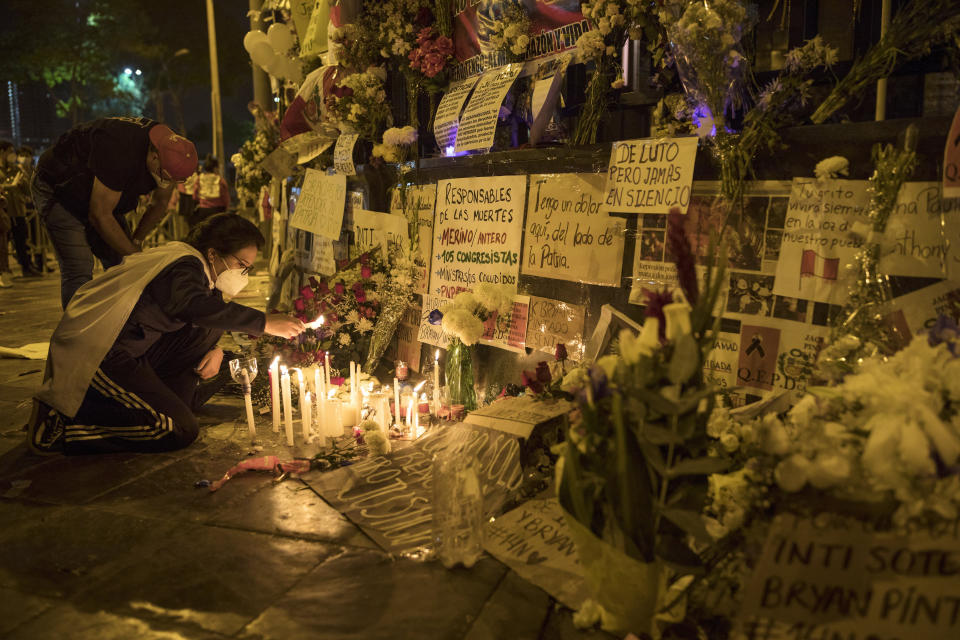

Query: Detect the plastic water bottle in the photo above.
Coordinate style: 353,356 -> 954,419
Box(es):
432,446 -> 484,568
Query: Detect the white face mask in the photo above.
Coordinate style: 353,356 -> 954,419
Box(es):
215,255 -> 249,297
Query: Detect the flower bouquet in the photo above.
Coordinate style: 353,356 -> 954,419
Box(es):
428,283 -> 517,411
555,212 -> 728,635
326,69 -> 392,142
372,126 -> 418,165
231,127 -> 279,209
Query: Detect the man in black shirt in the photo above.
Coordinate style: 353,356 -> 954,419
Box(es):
32,117 -> 199,307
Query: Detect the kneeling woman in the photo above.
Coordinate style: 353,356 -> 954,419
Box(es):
28,213 -> 304,454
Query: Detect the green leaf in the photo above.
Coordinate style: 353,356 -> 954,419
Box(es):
667,456 -> 730,478
660,507 -> 715,546
668,333 -> 700,384
640,440 -> 667,475
655,535 -> 705,575
633,387 -> 681,416
642,424 -> 683,445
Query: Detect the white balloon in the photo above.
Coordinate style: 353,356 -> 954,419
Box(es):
243,30 -> 268,54
267,23 -> 293,54
266,57 -> 286,79
250,42 -> 275,70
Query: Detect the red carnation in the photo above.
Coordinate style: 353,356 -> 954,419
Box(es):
361,265 -> 372,279
294,299 -> 305,312
300,285 -> 315,300
334,281 -> 346,295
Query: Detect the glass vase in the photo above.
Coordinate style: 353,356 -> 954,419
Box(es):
444,337 -> 477,412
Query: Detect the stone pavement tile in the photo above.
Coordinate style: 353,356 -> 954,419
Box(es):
539,605 -> 617,640
70,525 -> 338,637
0,450 -> 180,505
239,548 -> 508,640
5,603 -> 229,640
205,479 -> 377,549
463,570 -> 551,640
0,505 -> 179,598
87,448 -> 269,524
0,586 -> 55,635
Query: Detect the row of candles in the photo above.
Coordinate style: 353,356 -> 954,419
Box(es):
242,352 -> 443,446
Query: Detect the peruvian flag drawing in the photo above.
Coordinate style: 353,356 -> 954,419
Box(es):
799,250 -> 839,280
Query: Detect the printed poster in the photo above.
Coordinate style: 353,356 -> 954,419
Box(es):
433,76 -> 481,151
525,296 -> 586,362
601,136 -> 698,215
288,169 -> 346,240
390,184 -> 437,295
522,173 -> 625,286
454,64 -> 523,153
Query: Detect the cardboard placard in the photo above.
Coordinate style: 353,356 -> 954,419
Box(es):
390,184 -> 437,295
288,169 -> 346,240
484,497 -> 589,610
433,76 -> 481,151
525,296 -> 586,362
428,175 -> 526,300
738,516 -> 960,640
305,423 -> 522,554
522,173 -> 625,286
352,208 -> 408,256
395,302 -> 423,373
299,0 -> 329,57
464,394 -> 571,439
601,136 -> 698,214
333,132 -> 359,175
944,103 -> 960,199
454,64 -> 523,153
890,280 -> 960,338
289,0 -> 316,42
881,182 -> 959,279
284,130 -> 334,164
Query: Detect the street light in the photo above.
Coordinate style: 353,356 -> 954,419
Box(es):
124,68 -> 133,75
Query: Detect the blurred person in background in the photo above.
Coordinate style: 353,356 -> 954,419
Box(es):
192,155 -> 230,227
0,142 -> 42,281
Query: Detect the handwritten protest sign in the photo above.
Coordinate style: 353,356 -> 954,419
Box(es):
352,209 -> 408,256
394,303 -> 423,373
390,184 -> 437,294
333,132 -> 359,175
944,104 -> 960,198
881,182 -> 960,279
525,296 -> 586,361
305,423 -> 521,554
738,516 -> 960,640
289,0 -> 315,41
288,169 -> 346,240
601,136 -> 698,214
484,497 -> 589,610
522,173 -> 625,286
454,64 -> 523,153
891,280 -> 960,338
429,175 -> 526,299
434,76 -> 481,151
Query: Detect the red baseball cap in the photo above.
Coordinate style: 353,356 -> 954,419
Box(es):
148,124 -> 198,181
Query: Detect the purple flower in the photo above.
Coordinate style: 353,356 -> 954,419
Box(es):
642,289 -> 674,342
428,309 -> 443,325
928,314 -> 960,357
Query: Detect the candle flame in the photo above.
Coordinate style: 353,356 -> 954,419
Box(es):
306,314 -> 325,329
413,380 -> 426,392
280,365 -> 288,374
295,368 -> 304,381
419,392 -> 427,401
434,349 -> 439,361
304,391 -> 311,400
271,356 -> 280,367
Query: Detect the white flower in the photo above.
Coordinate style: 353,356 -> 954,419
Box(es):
611,77 -> 625,90
762,414 -> 790,455
663,302 -> 692,341
363,427 -> 391,456
383,126 -> 418,146
473,283 -> 515,316
720,432 -> 740,453
596,355 -> 619,380
561,367 -> 589,394
814,156 -> 849,181
775,454 -> 810,492
450,291 -> 480,313
808,452 -> 851,489
619,321 -> 658,365
357,317 -> 374,333
441,307 -> 484,346
338,333 -> 353,347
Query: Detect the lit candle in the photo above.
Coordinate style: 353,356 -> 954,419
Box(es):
241,369 -> 256,438
280,365 -> 294,446
324,352 -> 331,386
341,400 -> 358,428
326,396 -> 342,438
406,393 -> 414,427
295,369 -> 306,416
302,391 -> 312,441
350,361 -> 358,410
393,378 -> 400,427
270,356 -> 280,433
433,349 -> 440,417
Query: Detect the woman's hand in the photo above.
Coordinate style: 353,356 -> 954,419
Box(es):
264,313 -> 306,339
195,347 -> 224,380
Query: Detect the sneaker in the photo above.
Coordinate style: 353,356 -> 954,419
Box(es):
26,399 -> 65,455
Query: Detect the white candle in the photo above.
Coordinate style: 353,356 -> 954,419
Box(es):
326,396 -> 342,438
406,393 -> 414,427
341,400 -> 358,428
302,391 -> 312,441
241,369 -> 256,438
350,361 -> 357,409
280,365 -> 294,446
393,378 -> 400,427
270,356 -> 280,433
324,353 -> 331,386
433,349 -> 440,416
295,369 -> 306,416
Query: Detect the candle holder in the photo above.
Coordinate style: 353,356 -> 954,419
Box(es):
395,360 -> 409,381
229,357 -> 259,439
